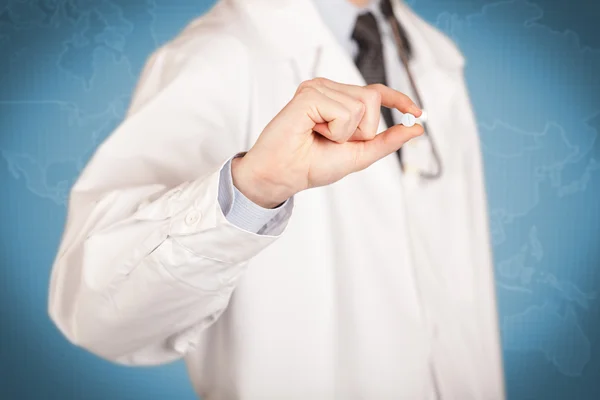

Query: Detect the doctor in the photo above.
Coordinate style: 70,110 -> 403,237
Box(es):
49,0 -> 505,398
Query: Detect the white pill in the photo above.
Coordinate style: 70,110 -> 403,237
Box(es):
401,113 -> 416,127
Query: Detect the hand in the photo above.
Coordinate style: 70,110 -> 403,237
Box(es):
232,78 -> 423,208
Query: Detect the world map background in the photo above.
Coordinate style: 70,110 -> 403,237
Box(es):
0,0 -> 598,399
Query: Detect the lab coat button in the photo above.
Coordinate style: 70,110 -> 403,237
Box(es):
173,340 -> 188,354
185,210 -> 201,226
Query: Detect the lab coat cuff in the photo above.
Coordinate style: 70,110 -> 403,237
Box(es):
165,158 -> 294,265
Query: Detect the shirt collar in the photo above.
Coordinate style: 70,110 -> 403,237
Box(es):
311,0 -> 379,55
229,0 -> 464,70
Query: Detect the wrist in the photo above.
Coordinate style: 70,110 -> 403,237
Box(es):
231,155 -> 293,209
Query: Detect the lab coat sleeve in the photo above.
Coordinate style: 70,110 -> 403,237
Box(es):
48,33 -> 293,366
458,76 -> 506,396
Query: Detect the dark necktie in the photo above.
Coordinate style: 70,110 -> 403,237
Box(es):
351,12 -> 395,131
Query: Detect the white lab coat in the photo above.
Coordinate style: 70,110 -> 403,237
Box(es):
48,0 -> 505,398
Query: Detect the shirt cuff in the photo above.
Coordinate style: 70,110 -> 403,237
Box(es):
217,157 -> 288,234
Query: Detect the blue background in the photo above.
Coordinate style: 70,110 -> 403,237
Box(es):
0,0 -> 598,399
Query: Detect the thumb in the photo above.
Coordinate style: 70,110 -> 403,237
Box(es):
353,124 -> 424,171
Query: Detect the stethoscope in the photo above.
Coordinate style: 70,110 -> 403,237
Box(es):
382,1 -> 443,180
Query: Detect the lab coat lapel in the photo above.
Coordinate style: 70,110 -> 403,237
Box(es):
390,0 -> 467,166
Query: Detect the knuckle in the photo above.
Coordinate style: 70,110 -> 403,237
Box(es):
311,77 -> 329,87
295,85 -> 318,99
365,88 -> 382,107
297,80 -> 314,94
369,83 -> 385,92
341,108 -> 353,122
353,100 -> 366,116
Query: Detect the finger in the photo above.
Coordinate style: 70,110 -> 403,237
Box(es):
294,86 -> 357,143
307,84 -> 366,139
352,123 -> 424,171
367,83 -> 422,117
313,79 -> 381,140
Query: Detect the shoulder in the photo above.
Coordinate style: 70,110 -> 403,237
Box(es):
169,2 -> 251,59
129,1 -> 255,114
152,1 -> 253,77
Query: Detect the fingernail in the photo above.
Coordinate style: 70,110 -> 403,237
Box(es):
411,104 -> 422,115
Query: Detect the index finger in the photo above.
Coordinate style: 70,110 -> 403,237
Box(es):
367,84 -> 422,118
